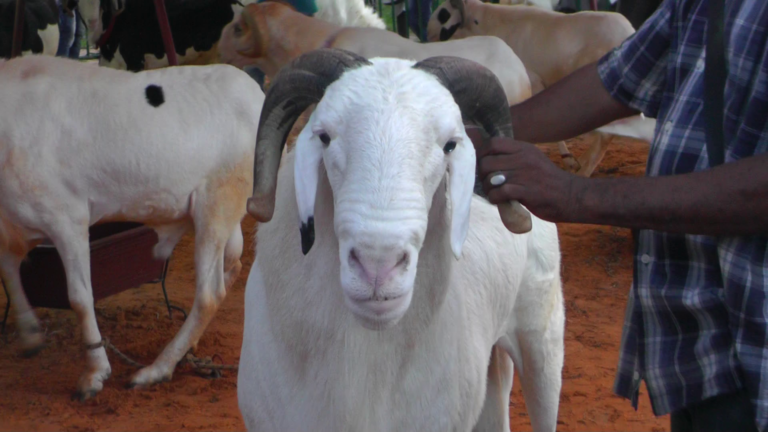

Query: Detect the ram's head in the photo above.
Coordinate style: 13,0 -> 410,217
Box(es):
247,49 -> 530,329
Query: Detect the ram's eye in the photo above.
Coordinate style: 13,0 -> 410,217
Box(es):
319,132 -> 331,146
443,140 -> 457,154
233,23 -> 243,37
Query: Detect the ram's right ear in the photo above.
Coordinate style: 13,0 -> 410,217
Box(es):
294,123 -> 323,255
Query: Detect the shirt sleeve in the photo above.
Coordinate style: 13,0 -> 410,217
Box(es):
597,0 -> 675,118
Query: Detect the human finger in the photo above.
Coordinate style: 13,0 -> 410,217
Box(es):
477,154 -> 521,179
486,184 -> 527,205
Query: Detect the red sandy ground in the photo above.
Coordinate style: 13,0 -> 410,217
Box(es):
0,135 -> 670,432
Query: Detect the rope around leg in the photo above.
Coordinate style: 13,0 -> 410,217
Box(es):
101,338 -> 238,373
103,338 -> 147,369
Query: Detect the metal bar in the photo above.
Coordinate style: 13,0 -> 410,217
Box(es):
155,257 -> 187,320
10,0 -> 26,59
590,0 -> 598,10
403,0 -> 409,39
159,259 -> 173,319
152,0 -> 178,66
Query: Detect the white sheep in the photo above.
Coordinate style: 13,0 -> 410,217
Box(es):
0,55 -> 264,399
238,48 -> 564,431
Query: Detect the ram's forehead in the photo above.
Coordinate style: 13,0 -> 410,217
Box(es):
317,57 -> 464,130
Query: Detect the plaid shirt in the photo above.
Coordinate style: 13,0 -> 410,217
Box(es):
596,0 -> 768,429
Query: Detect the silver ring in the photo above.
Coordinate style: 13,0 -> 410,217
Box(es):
490,173 -> 506,186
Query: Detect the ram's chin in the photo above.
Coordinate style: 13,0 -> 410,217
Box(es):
344,291 -> 413,331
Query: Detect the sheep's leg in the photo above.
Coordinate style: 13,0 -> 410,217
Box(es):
472,344 -> 513,432
556,141 -> 581,173
507,279 -> 565,432
575,131 -> 613,177
151,221 -> 191,261
0,251 -> 45,357
223,223 -> 243,290
48,222 -> 112,400
128,220 -> 240,387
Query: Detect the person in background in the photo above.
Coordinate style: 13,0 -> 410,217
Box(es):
475,0 -> 767,431
56,0 -> 85,59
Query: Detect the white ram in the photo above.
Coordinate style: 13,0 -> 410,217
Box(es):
0,55 -> 263,399
238,48 -> 565,431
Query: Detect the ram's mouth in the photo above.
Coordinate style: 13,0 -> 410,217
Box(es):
344,292 -> 412,331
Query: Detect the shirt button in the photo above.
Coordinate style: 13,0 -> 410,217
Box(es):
696,59 -> 705,71
641,254 -> 651,264
664,121 -> 673,132
633,371 -> 640,381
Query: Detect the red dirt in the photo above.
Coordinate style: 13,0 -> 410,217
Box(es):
0,135 -> 670,432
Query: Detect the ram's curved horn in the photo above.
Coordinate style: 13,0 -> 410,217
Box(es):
412,56 -> 533,234
246,48 -> 372,222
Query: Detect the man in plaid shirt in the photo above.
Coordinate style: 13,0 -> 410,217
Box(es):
475,0 -> 768,430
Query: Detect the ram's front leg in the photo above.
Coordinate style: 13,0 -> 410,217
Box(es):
472,344 -> 514,432
128,220 -> 241,387
556,141 -> 581,173
48,220 -> 112,400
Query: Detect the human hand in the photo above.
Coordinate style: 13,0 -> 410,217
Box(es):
476,137 -> 583,223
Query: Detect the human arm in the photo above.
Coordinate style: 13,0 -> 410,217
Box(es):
509,62 -> 639,144
477,139 -> 768,236
510,0 -> 675,143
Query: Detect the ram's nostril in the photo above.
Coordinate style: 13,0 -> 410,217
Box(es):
349,248 -> 361,267
396,252 -> 409,268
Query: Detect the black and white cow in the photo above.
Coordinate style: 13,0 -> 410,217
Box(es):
0,0 -> 59,58
74,0 -> 254,71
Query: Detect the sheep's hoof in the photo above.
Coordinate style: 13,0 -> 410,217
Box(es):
128,367 -> 173,389
20,341 -> 46,358
19,327 -> 46,358
72,389 -> 98,402
73,368 -> 110,402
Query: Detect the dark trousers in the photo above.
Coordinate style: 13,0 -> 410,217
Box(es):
670,389 -> 758,432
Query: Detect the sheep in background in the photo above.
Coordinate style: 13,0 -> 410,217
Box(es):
71,0 -> 383,71
427,0 -> 655,177
237,48 -> 564,431
315,0 -> 386,28
219,2 -> 530,103
498,0 -> 557,10
0,55 -> 263,399
217,1 -> 582,170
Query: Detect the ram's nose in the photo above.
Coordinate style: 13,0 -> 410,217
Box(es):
347,247 -> 410,299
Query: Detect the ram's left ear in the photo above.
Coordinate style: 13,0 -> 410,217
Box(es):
447,134 -> 475,259
294,123 -> 323,255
